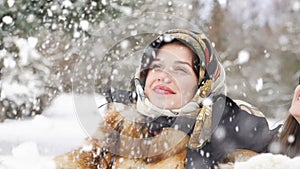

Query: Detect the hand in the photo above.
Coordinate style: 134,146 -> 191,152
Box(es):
289,85 -> 300,123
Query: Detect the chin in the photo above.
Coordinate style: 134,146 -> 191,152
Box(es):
149,99 -> 170,110
149,93 -> 186,109
152,101 -> 169,109
153,101 -> 182,110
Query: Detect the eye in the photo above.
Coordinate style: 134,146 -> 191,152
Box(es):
174,66 -> 188,73
149,63 -> 162,70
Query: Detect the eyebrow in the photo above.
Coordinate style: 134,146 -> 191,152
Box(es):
151,59 -> 193,68
152,58 -> 192,67
175,60 -> 193,68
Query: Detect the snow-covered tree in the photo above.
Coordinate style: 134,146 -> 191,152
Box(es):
0,0 -> 145,120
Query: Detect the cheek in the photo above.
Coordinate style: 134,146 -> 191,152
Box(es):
177,82 -> 197,99
177,76 -> 197,91
144,74 -> 154,94
144,80 -> 150,96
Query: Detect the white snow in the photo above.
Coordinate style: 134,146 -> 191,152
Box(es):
62,0 -> 73,8
7,0 -> 15,8
234,153 -> 300,169
0,142 -> 56,169
264,50 -> 270,58
79,20 -> 89,31
2,16 -> 13,25
101,0 -> 107,6
0,93 -> 91,168
288,135 -> 295,143
255,78 -> 263,92
120,40 -> 130,49
1,71 -> 45,104
228,0 -> 277,28
218,0 -> 227,8
14,37 -> 41,65
236,50 -> 250,64
3,57 -> 16,69
292,1 -> 300,12
198,0 -> 214,22
202,97 -> 213,106
278,35 -> 289,46
26,14 -> 35,23
47,9 -> 53,17
73,31 -> 81,38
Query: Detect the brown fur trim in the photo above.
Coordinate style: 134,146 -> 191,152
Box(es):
146,128 -> 189,163
104,105 -> 125,132
113,149 -> 187,169
146,149 -> 187,169
220,149 -> 258,163
54,138 -> 112,169
54,104 -> 189,169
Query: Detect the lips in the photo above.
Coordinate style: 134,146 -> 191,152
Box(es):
153,85 -> 176,94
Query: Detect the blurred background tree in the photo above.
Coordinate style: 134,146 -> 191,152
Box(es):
0,0 -> 143,120
0,0 -> 299,121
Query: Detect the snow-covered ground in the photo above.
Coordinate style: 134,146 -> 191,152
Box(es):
0,94 -> 88,169
0,93 -> 299,169
0,94 -> 88,155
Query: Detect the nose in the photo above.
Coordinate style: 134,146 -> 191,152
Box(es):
157,70 -> 171,83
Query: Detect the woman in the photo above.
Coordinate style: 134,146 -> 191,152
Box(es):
54,29 -> 279,169
279,84 -> 300,157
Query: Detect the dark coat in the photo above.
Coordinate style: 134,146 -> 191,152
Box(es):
130,94 -> 280,168
185,94 -> 280,168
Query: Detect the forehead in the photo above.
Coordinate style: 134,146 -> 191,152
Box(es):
155,42 -> 195,63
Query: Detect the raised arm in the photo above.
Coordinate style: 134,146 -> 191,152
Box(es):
289,85 -> 300,123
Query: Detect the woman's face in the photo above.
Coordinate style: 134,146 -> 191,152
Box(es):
144,42 -> 198,109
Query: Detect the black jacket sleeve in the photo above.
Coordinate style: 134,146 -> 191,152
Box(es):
186,94 -> 280,169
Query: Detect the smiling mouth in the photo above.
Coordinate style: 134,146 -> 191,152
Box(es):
153,85 -> 176,94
